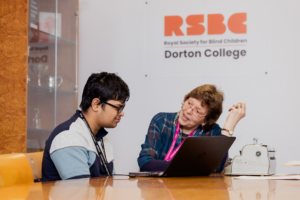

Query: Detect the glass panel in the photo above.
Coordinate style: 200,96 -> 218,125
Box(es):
27,0 -> 56,152
27,0 -> 78,152
56,91 -> 77,126
57,39 -> 76,92
56,0 -> 78,125
58,0 -> 77,43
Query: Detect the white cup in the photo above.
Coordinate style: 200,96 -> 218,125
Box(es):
49,76 -> 63,88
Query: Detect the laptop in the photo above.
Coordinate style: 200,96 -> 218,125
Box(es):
130,136 -> 236,177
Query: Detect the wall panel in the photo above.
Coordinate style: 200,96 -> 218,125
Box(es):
0,0 -> 28,154
79,0 -> 300,174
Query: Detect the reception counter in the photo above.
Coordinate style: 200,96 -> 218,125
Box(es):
1,174 -> 300,200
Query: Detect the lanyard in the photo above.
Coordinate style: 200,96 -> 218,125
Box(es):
164,121 -> 200,161
79,111 -> 112,176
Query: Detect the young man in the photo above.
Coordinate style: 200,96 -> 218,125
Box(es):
42,72 -> 130,181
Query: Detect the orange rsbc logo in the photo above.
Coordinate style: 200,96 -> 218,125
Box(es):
165,13 -> 247,36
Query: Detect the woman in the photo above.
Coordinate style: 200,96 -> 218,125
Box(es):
137,84 -> 246,172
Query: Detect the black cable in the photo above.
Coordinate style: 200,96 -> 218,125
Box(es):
113,174 -> 136,178
112,174 -> 129,176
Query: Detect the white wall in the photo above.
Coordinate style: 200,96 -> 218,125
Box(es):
79,0 -> 300,174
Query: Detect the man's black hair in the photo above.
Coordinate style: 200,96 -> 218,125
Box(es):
80,72 -> 130,112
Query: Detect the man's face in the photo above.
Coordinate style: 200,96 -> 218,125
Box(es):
98,100 -> 125,128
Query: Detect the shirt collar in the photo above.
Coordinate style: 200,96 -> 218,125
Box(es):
173,111 -> 180,125
95,128 -> 108,141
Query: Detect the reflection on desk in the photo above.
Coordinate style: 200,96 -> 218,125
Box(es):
0,174 -> 300,200
225,178 -> 276,200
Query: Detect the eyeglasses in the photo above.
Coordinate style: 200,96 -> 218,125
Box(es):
103,102 -> 125,114
182,100 -> 206,118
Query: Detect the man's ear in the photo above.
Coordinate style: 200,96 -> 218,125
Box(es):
91,98 -> 101,112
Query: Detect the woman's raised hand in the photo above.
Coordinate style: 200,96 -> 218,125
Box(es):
223,102 -> 246,131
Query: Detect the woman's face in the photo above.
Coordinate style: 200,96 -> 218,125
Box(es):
178,98 -> 208,130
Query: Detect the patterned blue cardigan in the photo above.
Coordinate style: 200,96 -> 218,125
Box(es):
137,112 -> 228,173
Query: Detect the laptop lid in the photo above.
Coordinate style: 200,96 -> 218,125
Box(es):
162,136 -> 236,177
